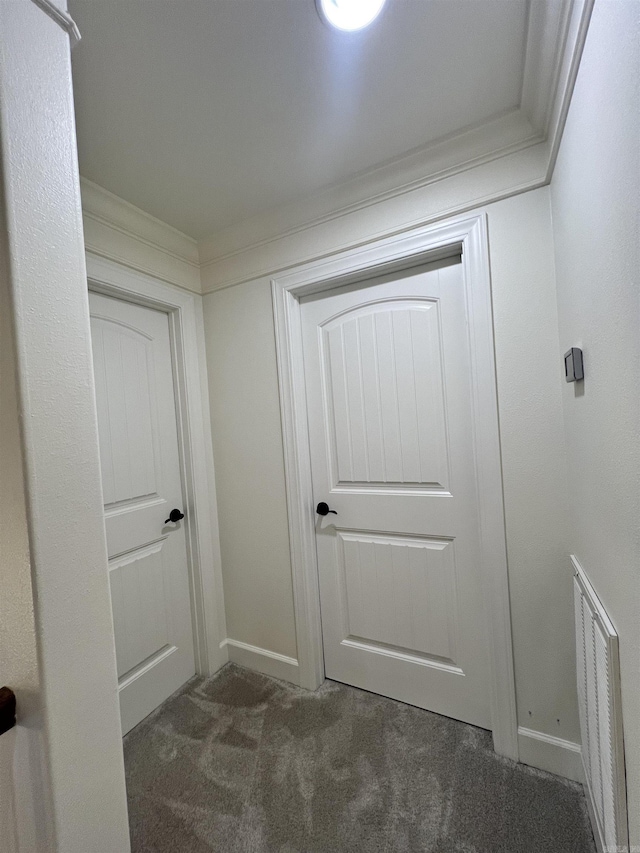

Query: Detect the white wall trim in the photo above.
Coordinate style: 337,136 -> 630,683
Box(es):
29,0 -> 81,45
197,0 -> 593,292
85,253 -> 228,677
0,3 -> 131,846
221,640 -> 299,686
77,0 -> 594,298
543,0 -> 595,178
521,0 -> 573,135
271,212 -> 519,760
517,727 -> 584,784
199,110 -> 539,270
81,178 -> 201,294
200,145 -> 550,293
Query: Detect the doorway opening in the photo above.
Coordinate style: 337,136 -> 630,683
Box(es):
87,253 -> 227,734
272,212 -> 518,759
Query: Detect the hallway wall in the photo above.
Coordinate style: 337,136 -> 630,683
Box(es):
0,172 -> 48,853
72,1 -> 640,793
549,0 -> 640,839
77,177 -> 582,769
0,2 -> 131,849
202,186 -> 581,760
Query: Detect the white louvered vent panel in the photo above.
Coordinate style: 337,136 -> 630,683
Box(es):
595,622 -> 616,845
584,595 -> 603,817
574,587 -> 590,783
573,558 -> 628,852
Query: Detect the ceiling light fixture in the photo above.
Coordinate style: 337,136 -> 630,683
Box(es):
316,0 -> 387,32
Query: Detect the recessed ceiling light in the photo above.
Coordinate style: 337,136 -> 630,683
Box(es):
316,0 -> 387,32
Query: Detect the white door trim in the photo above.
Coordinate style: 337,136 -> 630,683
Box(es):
86,252 -> 228,677
271,212 -> 518,759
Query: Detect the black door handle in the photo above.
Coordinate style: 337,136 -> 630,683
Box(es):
165,508 -> 185,524
0,687 -> 16,736
316,502 -> 337,516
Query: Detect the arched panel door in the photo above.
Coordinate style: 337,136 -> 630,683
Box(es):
90,292 -> 195,734
301,258 -> 491,728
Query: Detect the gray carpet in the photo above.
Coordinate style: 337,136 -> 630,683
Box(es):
124,664 -> 595,853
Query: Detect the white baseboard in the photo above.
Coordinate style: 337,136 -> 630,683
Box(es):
217,648 -> 584,785
517,726 -> 584,783
220,639 -> 300,686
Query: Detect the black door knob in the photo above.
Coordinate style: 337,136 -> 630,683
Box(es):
316,502 -> 337,516
165,508 -> 185,524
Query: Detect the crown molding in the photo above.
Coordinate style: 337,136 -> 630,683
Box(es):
199,107 -> 539,268
30,0 -> 81,45
520,0 -> 572,135
198,0 -> 593,294
80,178 -> 201,293
200,141 -> 551,293
521,0 -> 595,177
542,0 -> 595,177
78,0 -> 593,297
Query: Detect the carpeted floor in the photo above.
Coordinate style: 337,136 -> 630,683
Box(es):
124,664 -> 595,853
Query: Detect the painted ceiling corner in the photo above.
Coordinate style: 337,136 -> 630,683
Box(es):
197,0 -> 593,280
81,177 -> 202,294
78,0 -> 593,295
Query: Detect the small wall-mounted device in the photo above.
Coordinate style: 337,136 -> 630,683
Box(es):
564,347 -> 584,382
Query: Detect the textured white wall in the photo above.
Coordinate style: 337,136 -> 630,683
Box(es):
0,1 -> 130,849
550,0 -> 640,839
0,170 -> 51,853
203,279 -> 297,659
203,186 -> 580,746
488,189 -> 577,742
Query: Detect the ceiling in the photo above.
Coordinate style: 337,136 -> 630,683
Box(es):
70,0 -> 529,241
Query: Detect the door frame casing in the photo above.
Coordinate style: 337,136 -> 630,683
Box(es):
271,212 -> 518,759
86,252 -> 228,678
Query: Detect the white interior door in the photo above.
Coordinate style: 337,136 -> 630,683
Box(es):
301,258 -> 492,728
89,292 -> 195,734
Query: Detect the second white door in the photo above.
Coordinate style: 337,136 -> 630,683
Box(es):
90,292 -> 195,734
301,258 -> 492,729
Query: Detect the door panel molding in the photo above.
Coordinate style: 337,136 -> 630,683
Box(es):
272,212 -> 518,759
335,529 -> 460,670
86,252 -> 228,678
